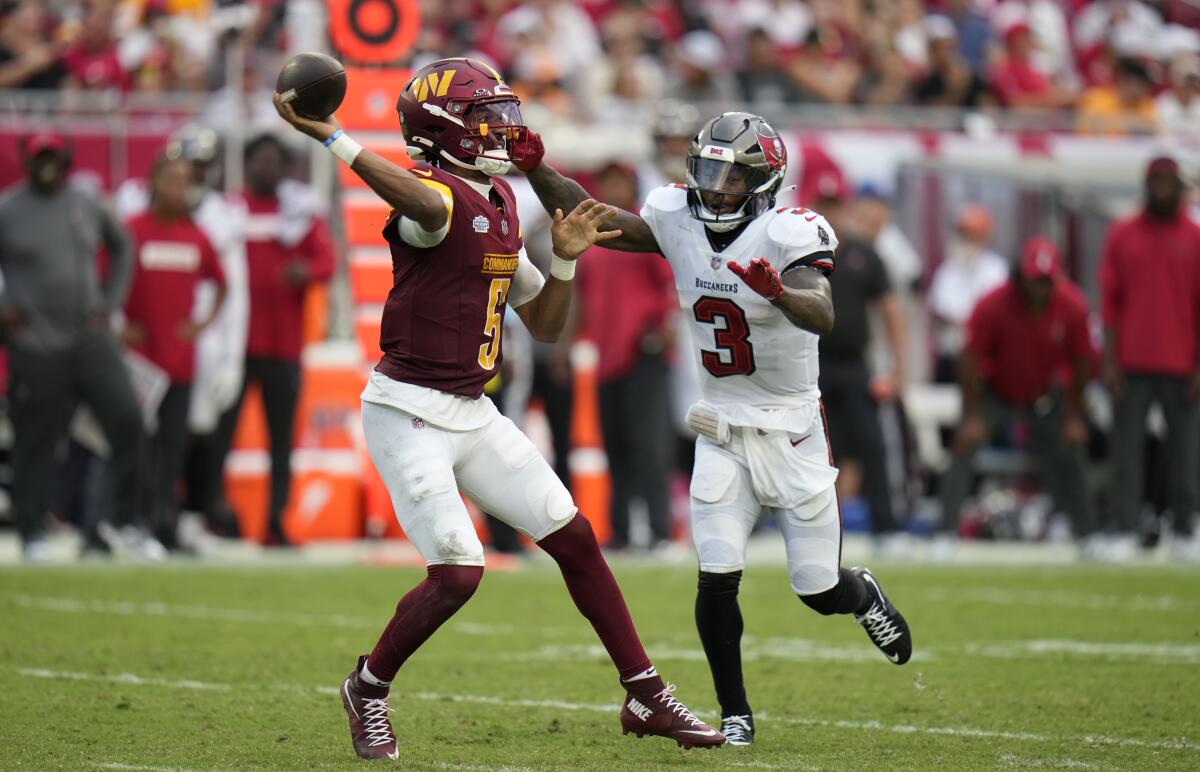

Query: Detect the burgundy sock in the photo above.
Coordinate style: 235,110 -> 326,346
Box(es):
537,515 -> 663,694
365,564 -> 484,683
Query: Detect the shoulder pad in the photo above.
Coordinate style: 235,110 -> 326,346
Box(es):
642,183 -> 689,214
766,206 -> 839,254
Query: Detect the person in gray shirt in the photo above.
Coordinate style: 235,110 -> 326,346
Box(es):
0,132 -> 144,561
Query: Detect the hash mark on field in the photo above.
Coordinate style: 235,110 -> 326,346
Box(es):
998,753 -> 1105,769
19,667 -> 1200,755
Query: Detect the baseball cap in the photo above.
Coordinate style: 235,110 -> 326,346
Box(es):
1004,22 -> 1032,46
23,131 -> 68,158
1020,236 -> 1060,281
1145,155 -> 1181,180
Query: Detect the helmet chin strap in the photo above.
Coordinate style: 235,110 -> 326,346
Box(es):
704,219 -> 743,233
438,147 -> 511,177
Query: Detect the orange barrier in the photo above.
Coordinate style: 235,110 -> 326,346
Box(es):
568,345 -> 611,545
345,199 -> 392,246
336,68 -> 413,130
226,450 -> 363,542
348,257 -> 394,304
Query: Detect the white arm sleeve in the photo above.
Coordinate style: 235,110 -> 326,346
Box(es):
397,184 -> 453,248
508,248 -> 545,308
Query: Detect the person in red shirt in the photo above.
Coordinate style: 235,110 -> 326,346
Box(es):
61,3 -> 126,92
213,133 -> 333,547
1100,156 -> 1200,561
988,22 -> 1074,109
938,237 -> 1097,554
577,162 -> 678,550
123,155 -> 227,551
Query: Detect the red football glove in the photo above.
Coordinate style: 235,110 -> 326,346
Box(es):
510,128 -> 545,172
727,258 -> 784,301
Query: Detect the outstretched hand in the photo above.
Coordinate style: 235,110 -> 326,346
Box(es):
728,257 -> 784,301
551,198 -> 623,260
272,92 -> 339,143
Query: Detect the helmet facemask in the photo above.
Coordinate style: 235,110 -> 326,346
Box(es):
406,96 -> 526,177
686,153 -> 780,232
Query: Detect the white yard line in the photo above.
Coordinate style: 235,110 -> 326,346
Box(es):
17,666 -> 1200,755
966,639 -> 1200,665
10,594 -> 379,629
997,753 -> 1103,769
503,641 -> 931,665
95,764 -> 194,772
8,594 -> 574,638
918,587 -> 1193,613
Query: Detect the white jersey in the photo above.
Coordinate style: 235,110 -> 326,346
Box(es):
641,184 -> 837,434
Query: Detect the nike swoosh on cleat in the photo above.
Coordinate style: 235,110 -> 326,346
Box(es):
886,652 -> 901,663
679,729 -> 720,737
343,681 -> 359,719
387,749 -> 399,760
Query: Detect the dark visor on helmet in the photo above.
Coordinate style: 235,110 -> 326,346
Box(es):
463,99 -> 524,130
686,156 -> 770,197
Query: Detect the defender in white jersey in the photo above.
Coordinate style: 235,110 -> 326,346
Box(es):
522,112 -> 912,746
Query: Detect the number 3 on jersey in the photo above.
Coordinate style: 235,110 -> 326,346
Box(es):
479,278 -> 511,370
693,296 -> 756,377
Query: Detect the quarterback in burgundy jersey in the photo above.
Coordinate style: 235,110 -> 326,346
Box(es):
518,112 -> 912,746
274,57 -> 723,760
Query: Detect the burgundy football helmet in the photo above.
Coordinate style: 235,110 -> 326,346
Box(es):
397,57 -> 528,176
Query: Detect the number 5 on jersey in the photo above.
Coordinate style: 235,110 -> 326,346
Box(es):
479,278 -> 511,370
693,296 -> 756,377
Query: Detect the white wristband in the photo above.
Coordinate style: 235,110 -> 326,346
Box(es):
550,254 -> 577,281
325,130 -> 363,166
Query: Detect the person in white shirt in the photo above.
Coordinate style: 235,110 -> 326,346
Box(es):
928,205 -> 1010,382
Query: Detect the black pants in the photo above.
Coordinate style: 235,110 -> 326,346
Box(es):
818,359 -> 896,534
1110,374 -> 1199,536
142,383 -> 193,547
529,356 -> 573,486
598,355 -> 673,547
8,333 -> 142,544
214,357 -> 301,532
939,389 -> 1096,537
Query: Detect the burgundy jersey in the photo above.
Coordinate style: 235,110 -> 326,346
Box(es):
376,164 -> 524,398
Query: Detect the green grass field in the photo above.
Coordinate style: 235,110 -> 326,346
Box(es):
2,559 -> 1198,770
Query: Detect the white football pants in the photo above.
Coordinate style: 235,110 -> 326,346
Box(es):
362,400 -> 575,566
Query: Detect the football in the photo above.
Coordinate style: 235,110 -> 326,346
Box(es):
275,51 -> 347,120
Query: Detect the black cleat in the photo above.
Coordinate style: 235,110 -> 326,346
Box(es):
852,567 -> 912,665
720,714 -> 754,746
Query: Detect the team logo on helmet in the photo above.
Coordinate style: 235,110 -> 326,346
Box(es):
758,126 -> 787,171
818,224 -> 830,246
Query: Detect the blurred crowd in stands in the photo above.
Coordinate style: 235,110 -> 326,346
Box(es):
2,1 -> 1200,135
2,0 -> 1199,565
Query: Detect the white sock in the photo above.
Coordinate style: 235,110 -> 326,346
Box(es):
622,666 -> 658,683
359,662 -> 390,687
